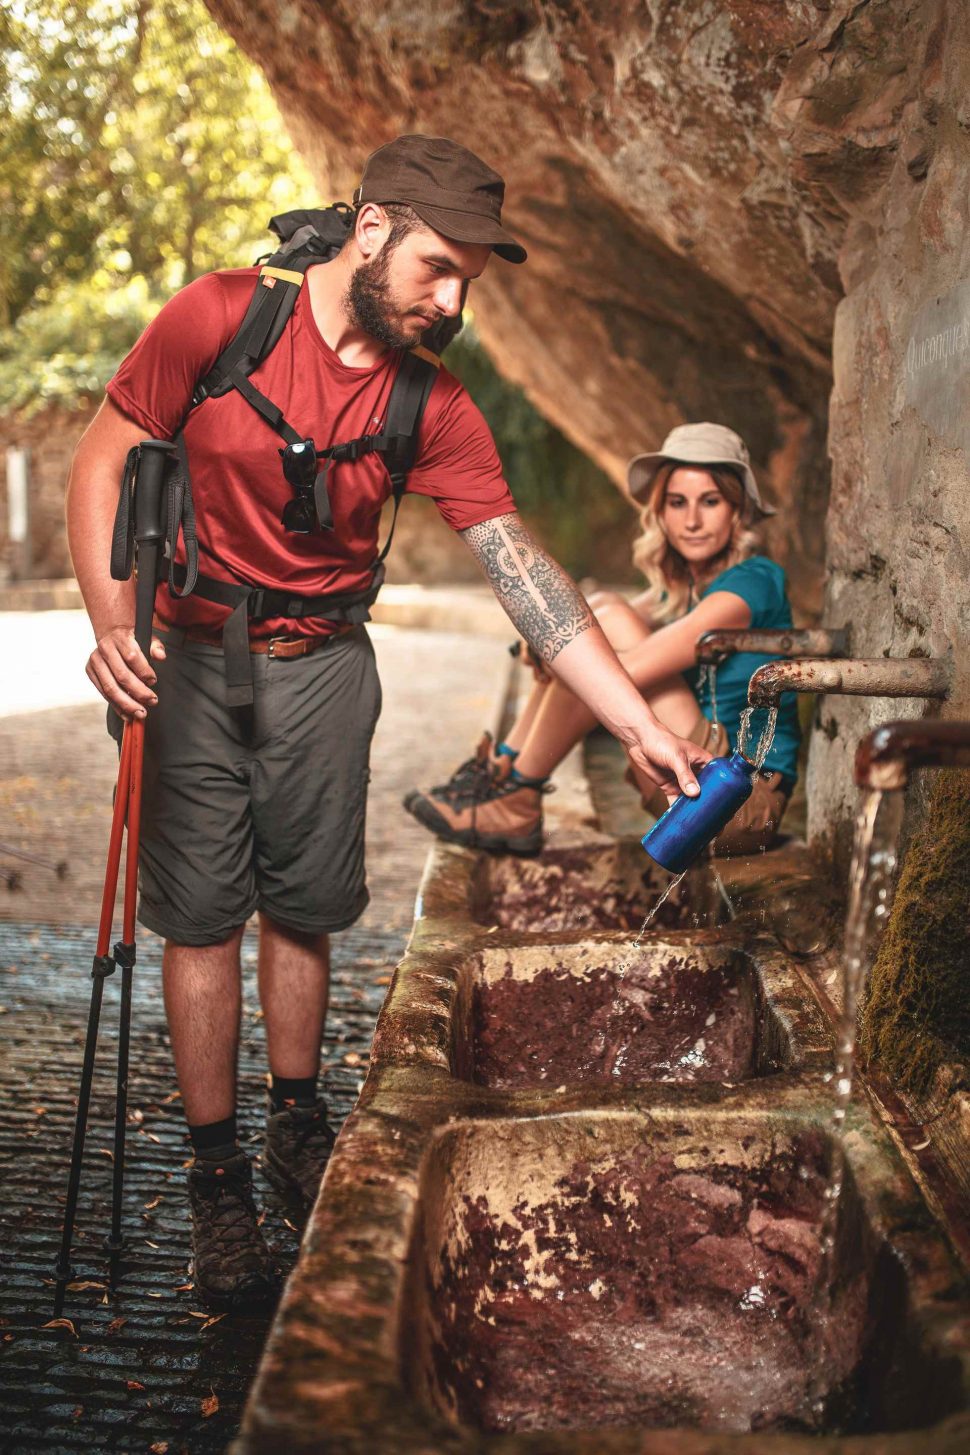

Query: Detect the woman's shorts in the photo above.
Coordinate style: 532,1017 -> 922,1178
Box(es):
630,716 -> 791,856
132,626 -> 382,946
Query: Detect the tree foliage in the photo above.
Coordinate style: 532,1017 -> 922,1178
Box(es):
0,0 -> 315,406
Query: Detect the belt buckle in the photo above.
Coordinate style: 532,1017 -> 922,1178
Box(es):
267,634 -> 293,659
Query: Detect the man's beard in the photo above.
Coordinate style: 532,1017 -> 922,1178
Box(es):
345,245 -> 427,350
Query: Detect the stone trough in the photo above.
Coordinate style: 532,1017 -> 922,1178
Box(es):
236,828 -> 970,1453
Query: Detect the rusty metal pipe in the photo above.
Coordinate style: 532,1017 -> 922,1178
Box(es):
747,657 -> 951,708
855,719 -> 970,790
695,626 -> 850,666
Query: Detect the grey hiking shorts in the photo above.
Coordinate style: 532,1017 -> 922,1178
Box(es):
135,625 -> 382,946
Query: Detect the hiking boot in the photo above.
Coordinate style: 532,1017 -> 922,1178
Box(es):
402,731 -> 498,813
263,1099 -> 336,1223
187,1151 -> 278,1310
404,758 -> 548,855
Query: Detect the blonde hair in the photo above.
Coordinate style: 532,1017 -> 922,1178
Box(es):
631,463 -> 761,623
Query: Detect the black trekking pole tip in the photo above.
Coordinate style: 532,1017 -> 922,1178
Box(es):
53,1258 -> 74,1284
104,1232 -> 127,1255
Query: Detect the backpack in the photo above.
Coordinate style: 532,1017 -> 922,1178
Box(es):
112,205 -> 466,706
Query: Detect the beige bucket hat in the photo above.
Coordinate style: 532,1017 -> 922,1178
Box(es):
626,422 -> 775,515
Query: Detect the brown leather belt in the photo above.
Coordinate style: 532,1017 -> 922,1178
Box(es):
155,620 -> 334,658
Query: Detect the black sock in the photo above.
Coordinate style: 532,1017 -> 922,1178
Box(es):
269,1073 -> 318,1111
188,1114 -> 238,1160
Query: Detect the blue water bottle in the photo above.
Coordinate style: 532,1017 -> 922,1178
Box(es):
641,751 -> 756,873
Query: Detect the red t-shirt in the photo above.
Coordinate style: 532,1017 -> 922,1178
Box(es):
106,267 -> 515,638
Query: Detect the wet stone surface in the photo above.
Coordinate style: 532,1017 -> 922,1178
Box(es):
411,1125 -> 878,1438
467,942 -> 763,1088
0,625 -> 503,1453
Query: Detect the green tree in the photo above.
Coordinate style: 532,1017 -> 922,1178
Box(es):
0,0 -> 315,408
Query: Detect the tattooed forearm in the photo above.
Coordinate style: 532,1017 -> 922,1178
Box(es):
460,513 -> 594,665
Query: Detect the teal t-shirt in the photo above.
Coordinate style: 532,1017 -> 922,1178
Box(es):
682,556 -> 801,783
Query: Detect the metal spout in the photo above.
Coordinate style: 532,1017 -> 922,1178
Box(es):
695,626 -> 849,666
747,657 -> 951,708
855,720 -> 970,790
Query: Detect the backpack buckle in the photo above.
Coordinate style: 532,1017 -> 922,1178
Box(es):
248,588 -> 267,619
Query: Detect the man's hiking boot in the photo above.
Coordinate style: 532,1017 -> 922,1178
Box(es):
404,757 -> 549,855
263,1099 -> 336,1224
187,1151 -> 278,1310
402,731 -> 498,813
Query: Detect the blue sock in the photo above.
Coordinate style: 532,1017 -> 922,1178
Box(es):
510,765 -> 548,788
495,741 -> 519,760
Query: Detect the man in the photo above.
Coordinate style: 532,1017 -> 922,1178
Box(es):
66,135 -> 708,1308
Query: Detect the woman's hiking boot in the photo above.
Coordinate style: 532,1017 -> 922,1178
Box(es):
263,1099 -> 336,1224
402,731 -> 498,813
187,1150 -> 279,1310
403,757 -> 549,855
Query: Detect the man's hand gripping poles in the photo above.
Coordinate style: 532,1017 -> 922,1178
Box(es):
54,440 -> 173,1308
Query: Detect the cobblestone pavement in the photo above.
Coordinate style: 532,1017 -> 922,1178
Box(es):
0,621 -> 508,1454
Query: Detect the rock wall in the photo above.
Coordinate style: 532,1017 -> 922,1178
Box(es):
206,0 -> 847,623
805,0 -> 970,851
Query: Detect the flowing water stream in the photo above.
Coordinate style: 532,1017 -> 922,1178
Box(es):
603,871 -> 687,1075
737,703 -> 779,769
807,786 -> 903,1412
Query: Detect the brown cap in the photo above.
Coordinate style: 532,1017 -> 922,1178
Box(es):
354,134 -> 527,264
626,422 -> 776,515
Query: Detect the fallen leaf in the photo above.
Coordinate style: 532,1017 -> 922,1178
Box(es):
912,1137 -> 932,1151
173,1282 -> 194,1292
372,975 -> 391,985
201,1389 -> 219,1418
71,1406 -> 83,1419
105,1317 -> 127,1334
144,1197 -> 161,1210
142,1131 -> 161,1144
101,1293 -> 109,1305
187,1310 -> 211,1319
33,1106 -> 47,1116
342,1052 -> 364,1067
98,1148 -> 115,1161
486,925 -> 499,934
66,1281 -> 105,1292
42,1318 -> 77,1337
126,1379 -> 145,1391
144,1240 -> 160,1249
283,1218 -> 298,1232
3,1334 -> 14,1342
200,1313 -> 226,1330
150,1443 -> 169,1453
161,1090 -> 181,1103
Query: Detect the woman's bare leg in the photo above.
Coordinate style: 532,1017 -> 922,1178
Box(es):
514,599 -> 700,781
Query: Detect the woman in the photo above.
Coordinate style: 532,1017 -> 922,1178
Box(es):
404,422 -> 800,855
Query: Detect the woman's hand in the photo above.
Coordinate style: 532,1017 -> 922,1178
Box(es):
86,627 -> 166,721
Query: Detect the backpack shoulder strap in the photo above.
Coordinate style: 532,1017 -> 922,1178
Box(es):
191,206 -> 353,409
375,347 -> 440,564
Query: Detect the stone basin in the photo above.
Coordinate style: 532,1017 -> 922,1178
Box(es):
455,938 -> 784,1089
469,840 -> 726,934
402,1112 -> 966,1439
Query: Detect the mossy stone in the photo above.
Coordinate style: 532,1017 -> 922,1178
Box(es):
860,770 -> 970,1097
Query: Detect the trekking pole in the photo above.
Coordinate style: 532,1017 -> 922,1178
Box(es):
54,440 -> 171,1304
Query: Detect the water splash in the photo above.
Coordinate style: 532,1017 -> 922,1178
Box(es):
737,704 -> 779,770
603,871 -> 687,1075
